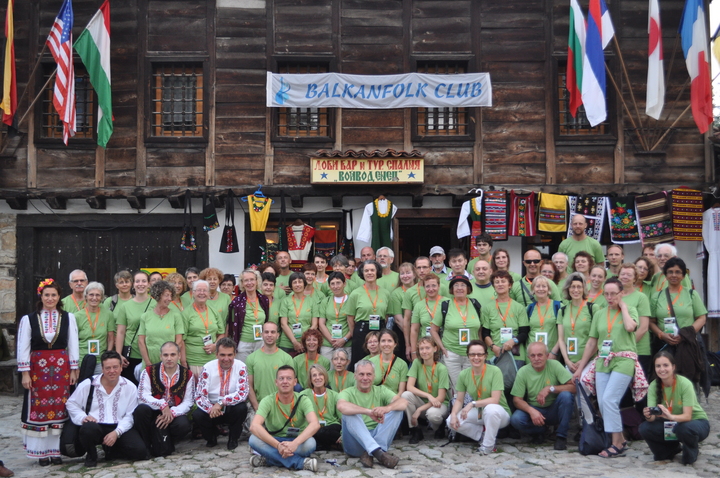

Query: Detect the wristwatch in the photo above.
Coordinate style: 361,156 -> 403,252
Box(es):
549,386 -> 556,393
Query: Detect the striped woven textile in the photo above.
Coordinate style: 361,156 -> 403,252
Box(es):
509,191 -> 536,237
635,191 -> 673,245
483,190 -> 508,241
672,188 -> 704,240
538,193 -> 568,232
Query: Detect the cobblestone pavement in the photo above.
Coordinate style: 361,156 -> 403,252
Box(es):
1,390 -> 719,478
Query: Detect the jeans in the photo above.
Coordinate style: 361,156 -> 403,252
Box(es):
639,419 -> 710,465
595,371 -> 632,433
510,391 -> 574,438
448,404 -> 510,447
341,410 -> 403,457
248,435 -> 316,470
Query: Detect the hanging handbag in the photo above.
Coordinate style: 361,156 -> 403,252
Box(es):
576,379 -> 609,456
121,301 -> 151,359
180,190 -> 197,251
202,193 -> 219,232
220,189 -> 239,253
60,375 -> 96,457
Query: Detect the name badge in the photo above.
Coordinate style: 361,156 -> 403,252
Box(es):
600,339 -> 613,357
535,332 -> 548,345
369,315 -> 380,330
286,426 -> 300,438
664,421 -> 678,441
332,323 -> 343,339
87,340 -> 100,356
319,420 -> 327,427
567,337 -> 578,355
202,334 -> 213,346
459,328 -> 470,346
253,324 -> 263,341
425,326 -> 432,337
292,323 -> 303,338
500,327 -> 513,343
663,317 -> 678,336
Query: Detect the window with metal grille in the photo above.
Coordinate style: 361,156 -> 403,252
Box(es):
276,63 -> 330,138
558,67 -> 609,135
41,66 -> 95,140
416,62 -> 469,137
151,63 -> 204,137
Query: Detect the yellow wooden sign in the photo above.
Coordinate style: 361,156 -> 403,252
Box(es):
141,268 -> 177,278
311,157 -> 424,184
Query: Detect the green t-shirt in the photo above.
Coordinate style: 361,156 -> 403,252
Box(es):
256,391 -> 315,437
275,273 -> 292,295
468,283 -> 497,307
526,301 -> 560,359
266,297 -> 281,325
481,299 -> 529,361
559,301 -> 595,363
621,290 -> 651,355
368,354 -> 408,394
206,293 -> 231,333
62,295 -> 86,314
246,348 -> 294,403
115,298 -> 156,359
328,370 -> 355,392
407,359 -> 450,405
456,364 -> 510,415
75,308 -> 115,362
650,288 -> 707,330
102,295 -> 132,313
649,272 -> 692,294
377,271 -> 400,295
338,385 -> 396,430
318,295 -> 352,347
278,294 -> 319,349
180,291 -> 194,309
587,290 -> 608,309
300,388 -> 341,426
182,304 -> 222,366
510,277 -> 561,307
293,353 -> 331,389
589,305 -> 639,376
432,299 -> 482,356
139,309 -> 185,365
557,236 -> 606,274
239,299 -> 268,343
388,286 -> 410,317
411,296 -> 446,344
466,257 -> 493,276
510,359 -> 573,408
344,285 -> 390,322
401,284 -> 426,313
647,374 -> 708,420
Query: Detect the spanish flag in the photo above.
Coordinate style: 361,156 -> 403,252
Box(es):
1,0 -> 16,127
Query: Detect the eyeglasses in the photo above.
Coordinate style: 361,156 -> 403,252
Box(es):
604,291 -> 620,297
468,353 -> 487,357
71,279 -> 87,283
524,259 -> 541,264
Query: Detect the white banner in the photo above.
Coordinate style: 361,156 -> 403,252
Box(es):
266,72 -> 492,109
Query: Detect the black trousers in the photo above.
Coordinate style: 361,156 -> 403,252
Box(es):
78,422 -> 148,461
639,418 -> 710,465
350,319 -> 385,371
133,404 -> 191,456
121,357 -> 141,385
192,402 -> 247,442
314,424 -> 342,451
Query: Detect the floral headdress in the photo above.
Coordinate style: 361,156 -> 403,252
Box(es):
37,278 -> 55,296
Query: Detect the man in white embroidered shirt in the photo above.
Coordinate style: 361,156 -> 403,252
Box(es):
134,342 -> 195,457
66,350 -> 147,468
192,337 -> 249,450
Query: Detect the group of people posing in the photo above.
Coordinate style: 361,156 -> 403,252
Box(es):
17,213 -> 711,472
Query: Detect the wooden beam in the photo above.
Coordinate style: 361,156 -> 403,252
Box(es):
205,0 -> 217,187
412,194 -> 423,208
127,196 -> 146,210
291,195 -> 303,209
5,197 -> 27,210
86,196 -> 106,210
471,0 -> 483,185
136,0 -> 148,187
46,197 -> 66,210
452,195 -> 469,208
95,146 -> 106,187
543,0 -> 556,185
168,195 -> 185,209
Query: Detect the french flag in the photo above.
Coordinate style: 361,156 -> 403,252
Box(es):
581,0 -> 615,127
680,0 -> 713,134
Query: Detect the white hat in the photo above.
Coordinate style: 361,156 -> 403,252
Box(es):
429,246 -> 445,256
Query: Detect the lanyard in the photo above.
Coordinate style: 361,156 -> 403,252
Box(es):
218,362 -> 231,396
655,276 -> 668,292
536,301 -> 551,329
667,286 -> 683,313
248,297 -> 260,322
276,393 -> 295,426
380,354 -> 395,384
333,295 -> 347,319
363,285 -> 379,313
86,308 -> 100,338
425,297 -> 441,318
422,362 -> 437,394
171,299 -> 183,311
606,308 -> 621,338
194,304 -> 210,334
568,300 -> 586,336
496,300 -> 512,327
313,392 -> 327,420
588,290 -> 603,303
72,295 -> 85,311
334,370 -> 347,390
292,295 -> 306,322
305,353 -> 319,377
454,299 -> 469,326
662,377 -> 676,411
472,364 -> 487,399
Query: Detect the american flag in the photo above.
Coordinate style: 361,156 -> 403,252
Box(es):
46,0 -> 75,144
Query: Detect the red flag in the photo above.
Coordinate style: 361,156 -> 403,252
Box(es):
1,0 -> 16,126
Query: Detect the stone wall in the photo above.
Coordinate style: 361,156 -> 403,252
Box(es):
0,214 -> 17,357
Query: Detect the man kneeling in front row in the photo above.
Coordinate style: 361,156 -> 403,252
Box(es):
249,365 -> 320,472
66,351 -> 148,467
134,342 -> 195,457
337,360 -> 408,469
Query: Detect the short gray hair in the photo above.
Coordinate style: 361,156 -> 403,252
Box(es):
377,247 -> 395,259
332,349 -> 349,361
527,341 -> 548,354
69,269 -> 88,282
193,279 -> 210,292
354,359 -> 375,373
83,281 -> 105,299
655,243 -> 677,257
552,252 -> 568,262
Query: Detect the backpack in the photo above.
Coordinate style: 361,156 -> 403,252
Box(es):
526,300 -> 563,320
559,301 -> 594,319
440,298 -> 482,324
707,352 -> 720,387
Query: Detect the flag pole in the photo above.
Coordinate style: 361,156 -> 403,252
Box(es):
612,36 -> 648,147
650,103 -> 691,151
648,32 -> 681,147
605,63 -> 648,150
13,43 -> 49,121
15,69 -> 56,128
651,77 -> 690,148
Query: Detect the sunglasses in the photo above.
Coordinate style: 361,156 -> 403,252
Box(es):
524,259 -> 541,264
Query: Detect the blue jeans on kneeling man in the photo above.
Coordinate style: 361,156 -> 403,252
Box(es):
509,391 -> 574,438
248,435 -> 316,470
341,410 -> 403,457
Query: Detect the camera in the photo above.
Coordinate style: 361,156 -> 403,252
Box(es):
649,406 -> 663,416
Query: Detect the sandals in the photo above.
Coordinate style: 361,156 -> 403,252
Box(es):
599,445 -> 626,458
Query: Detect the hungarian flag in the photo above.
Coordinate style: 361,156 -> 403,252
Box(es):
566,0 -> 585,118
74,0 -> 113,147
581,0 -> 615,127
646,0 -> 664,120
679,0 -> 712,134
1,0 -> 15,126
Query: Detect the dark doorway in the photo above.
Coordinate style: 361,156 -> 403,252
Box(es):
396,217 -> 462,265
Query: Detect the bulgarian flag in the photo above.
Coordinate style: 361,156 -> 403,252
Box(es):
74,0 -> 112,147
1,0 -> 16,127
679,0 -> 712,134
567,0 -> 586,118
